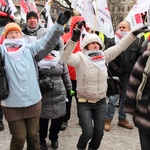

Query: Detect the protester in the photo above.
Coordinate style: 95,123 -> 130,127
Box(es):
22,11 -> 46,43
62,22 -> 145,150
0,5 -> 15,131
125,47 -> 150,150
37,31 -> 72,150
61,15 -> 86,130
105,21 -> 142,131
0,11 -> 71,150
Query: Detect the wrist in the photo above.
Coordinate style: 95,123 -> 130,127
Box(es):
71,37 -> 78,42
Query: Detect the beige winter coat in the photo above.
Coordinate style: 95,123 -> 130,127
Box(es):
62,33 -> 135,101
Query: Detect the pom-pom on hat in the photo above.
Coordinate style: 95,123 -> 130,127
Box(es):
80,33 -> 105,50
26,11 -> 38,21
4,22 -> 22,38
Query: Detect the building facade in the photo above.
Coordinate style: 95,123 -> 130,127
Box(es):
107,0 -> 136,31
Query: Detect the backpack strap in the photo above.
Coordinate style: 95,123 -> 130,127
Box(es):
136,52 -> 150,105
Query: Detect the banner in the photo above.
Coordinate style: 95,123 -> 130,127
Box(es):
82,0 -> 114,37
71,0 -> 83,15
82,0 -> 100,31
20,0 -> 39,22
93,0 -> 114,37
126,0 -> 150,30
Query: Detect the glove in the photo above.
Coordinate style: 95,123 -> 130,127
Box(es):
0,5 -> 12,15
71,21 -> 83,42
66,90 -> 75,98
70,90 -> 75,96
132,26 -> 148,36
57,10 -> 71,26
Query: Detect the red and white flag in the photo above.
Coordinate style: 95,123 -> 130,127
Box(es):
126,0 -> 150,30
20,0 -> 39,22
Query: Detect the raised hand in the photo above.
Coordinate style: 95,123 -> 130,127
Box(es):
71,21 -> 83,42
0,5 -> 12,15
132,26 -> 149,36
57,10 -> 71,26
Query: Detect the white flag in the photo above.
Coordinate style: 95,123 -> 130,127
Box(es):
82,0 -> 100,31
94,0 -> 114,37
126,0 -> 150,30
45,0 -> 53,28
82,0 -> 114,37
71,0 -> 114,37
71,0 -> 83,15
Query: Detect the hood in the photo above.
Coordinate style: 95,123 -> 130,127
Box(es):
81,33 -> 105,51
70,16 -> 85,33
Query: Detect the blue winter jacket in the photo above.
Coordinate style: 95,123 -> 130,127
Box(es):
1,22 -> 63,107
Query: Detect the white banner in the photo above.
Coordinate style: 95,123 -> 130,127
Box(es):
71,0 -> 114,37
126,0 -> 150,30
94,0 -> 114,37
82,0 -> 100,31
71,0 -> 83,15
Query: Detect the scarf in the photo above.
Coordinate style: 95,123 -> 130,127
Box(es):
27,24 -> 40,36
38,50 -> 60,69
83,50 -> 105,70
115,30 -> 129,43
3,38 -> 25,60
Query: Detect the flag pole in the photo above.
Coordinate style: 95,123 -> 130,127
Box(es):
93,0 -> 98,33
39,0 -> 53,15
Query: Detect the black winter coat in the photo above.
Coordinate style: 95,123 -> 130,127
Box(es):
106,37 -> 142,78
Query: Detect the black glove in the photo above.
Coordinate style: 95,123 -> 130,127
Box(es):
132,26 -> 148,36
0,5 -> 12,15
57,10 -> 71,26
71,22 -> 83,42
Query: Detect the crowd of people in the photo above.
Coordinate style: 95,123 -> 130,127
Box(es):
0,4 -> 150,150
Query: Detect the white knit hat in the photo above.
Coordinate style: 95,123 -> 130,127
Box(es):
80,33 -> 105,50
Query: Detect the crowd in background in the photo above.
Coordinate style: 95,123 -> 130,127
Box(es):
0,4 -> 150,150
